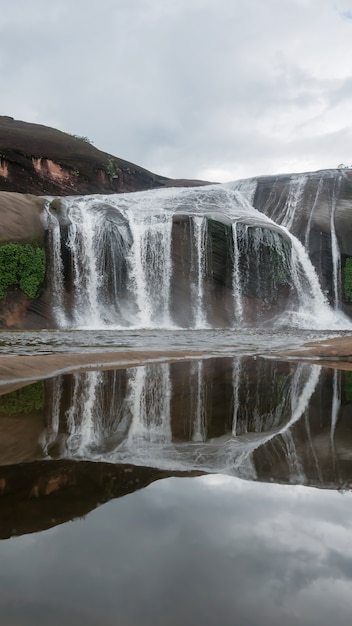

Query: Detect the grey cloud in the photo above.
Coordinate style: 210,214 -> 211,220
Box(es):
1,0 -> 352,180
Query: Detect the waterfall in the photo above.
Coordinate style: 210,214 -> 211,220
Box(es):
280,174 -> 307,230
330,175 -> 342,309
191,216 -> 208,328
232,223 -> 244,323
127,213 -> 173,327
44,181 -> 351,330
43,205 -> 67,328
65,203 -> 104,327
279,224 -> 343,328
304,174 -> 325,249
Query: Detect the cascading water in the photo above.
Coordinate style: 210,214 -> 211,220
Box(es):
127,212 -> 173,327
43,204 -> 68,327
330,175 -> 343,309
279,174 -> 307,231
45,180 -> 351,330
191,216 -> 208,328
231,223 -> 244,323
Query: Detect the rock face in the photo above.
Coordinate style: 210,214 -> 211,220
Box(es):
251,169 -> 352,316
0,192 -> 51,328
0,191 -> 45,242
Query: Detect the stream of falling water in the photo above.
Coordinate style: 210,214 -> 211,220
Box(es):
44,182 -> 352,331
192,216 -> 208,328
127,213 -> 173,327
331,175 -> 343,310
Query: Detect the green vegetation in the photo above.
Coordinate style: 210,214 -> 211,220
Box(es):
70,134 -> 93,145
0,381 -> 45,415
269,247 -> 289,286
344,258 -> 352,302
102,157 -> 117,178
343,371 -> 352,402
0,243 -> 46,299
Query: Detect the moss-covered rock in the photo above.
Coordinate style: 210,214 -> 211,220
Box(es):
0,242 -> 46,299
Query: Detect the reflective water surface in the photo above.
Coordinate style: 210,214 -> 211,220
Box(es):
0,326 -> 349,356
1,476 -> 352,626
1,354 -> 352,624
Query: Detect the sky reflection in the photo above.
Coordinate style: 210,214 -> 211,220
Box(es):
0,475 -> 351,626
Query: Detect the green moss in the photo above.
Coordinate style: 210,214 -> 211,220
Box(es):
0,381 -> 45,415
0,242 -> 46,299
344,258 -> 352,302
269,247 -> 289,286
343,371 -> 352,402
102,157 -> 117,178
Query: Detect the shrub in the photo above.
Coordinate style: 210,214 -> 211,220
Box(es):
0,243 -> 46,299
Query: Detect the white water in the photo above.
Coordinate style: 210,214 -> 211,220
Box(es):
43,204 -> 68,327
45,181 -> 352,331
331,176 -> 342,310
127,213 -> 173,327
65,203 -> 103,327
192,216 -> 209,328
232,223 -> 244,323
280,174 -> 307,231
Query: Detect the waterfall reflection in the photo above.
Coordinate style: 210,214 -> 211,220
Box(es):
1,357 -> 352,538
19,357 -> 348,488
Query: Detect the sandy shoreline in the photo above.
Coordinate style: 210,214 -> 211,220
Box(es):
0,350 -> 207,394
1,336 -> 352,394
280,336 -> 352,358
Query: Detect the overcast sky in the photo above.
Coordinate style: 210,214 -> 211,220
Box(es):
1,0 -> 352,182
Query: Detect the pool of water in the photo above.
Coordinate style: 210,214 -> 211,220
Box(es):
0,346 -> 352,624
0,473 -> 352,626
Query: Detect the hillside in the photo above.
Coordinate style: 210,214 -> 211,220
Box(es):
0,116 -> 208,195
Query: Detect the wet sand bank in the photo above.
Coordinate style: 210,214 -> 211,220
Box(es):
1,336 -> 352,394
0,350 -> 206,393
279,335 -> 352,369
